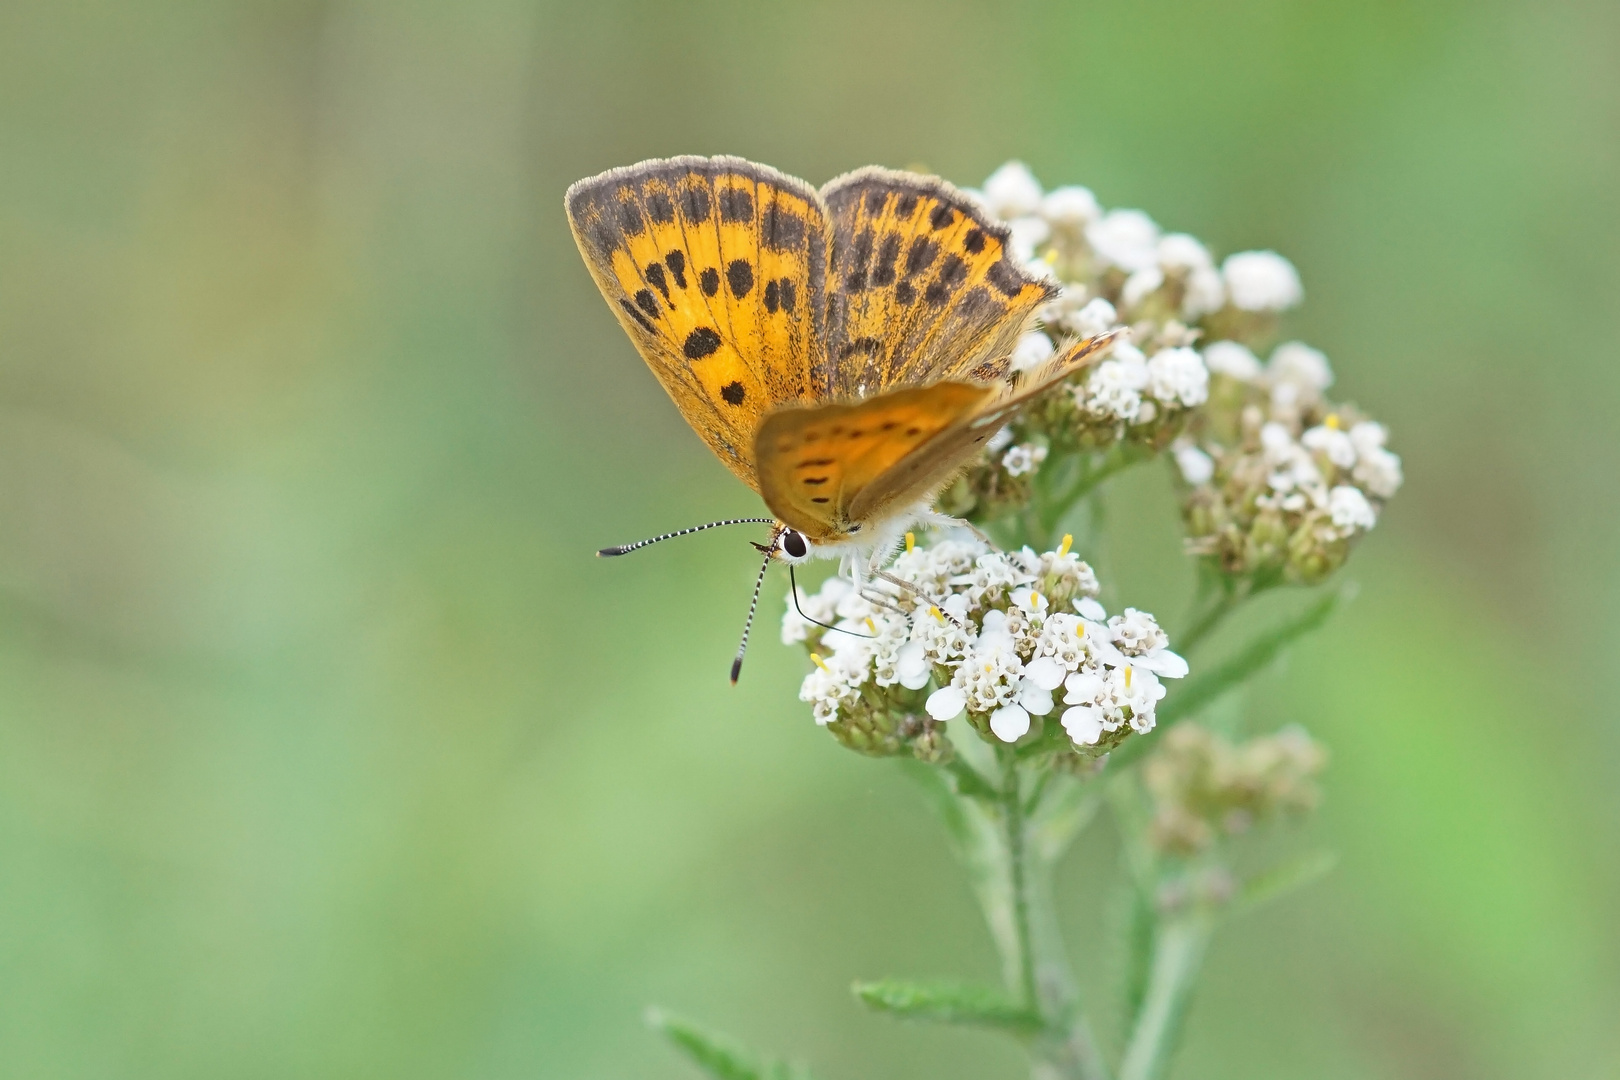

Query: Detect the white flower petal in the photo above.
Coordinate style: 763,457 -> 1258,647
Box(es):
1018,681 -> 1054,716
1134,649 -> 1189,679
990,703 -> 1031,743
896,641 -> 930,689
1063,670 -> 1104,704
926,685 -> 966,722
1061,705 -> 1104,746
1024,656 -> 1066,691
1075,597 -> 1107,622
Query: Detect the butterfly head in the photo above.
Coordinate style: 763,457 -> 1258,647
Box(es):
760,522 -> 816,565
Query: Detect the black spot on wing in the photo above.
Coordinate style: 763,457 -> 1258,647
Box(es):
645,262 -> 670,302
761,203 -> 806,251
664,250 -> 687,288
894,280 -> 915,305
614,196 -> 645,236
896,193 -> 918,217
963,228 -> 986,254
957,286 -> 996,322
764,279 -> 779,313
839,337 -> 883,360
618,298 -> 655,333
872,233 -> 900,287
646,191 -> 675,224
727,259 -> 754,298
679,184 -> 711,221
778,278 -> 796,312
845,228 -> 874,292
987,258 -> 1026,297
720,380 -> 747,405
905,237 -> 938,276
719,186 -> 754,222
634,289 -> 661,318
700,267 -> 720,297
683,327 -> 721,359
929,204 -> 955,230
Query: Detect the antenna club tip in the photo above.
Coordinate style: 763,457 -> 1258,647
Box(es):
729,657 -> 743,684
596,547 -> 623,557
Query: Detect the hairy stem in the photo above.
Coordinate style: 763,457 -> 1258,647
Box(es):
1118,914 -> 1214,1080
1000,747 -> 1041,1010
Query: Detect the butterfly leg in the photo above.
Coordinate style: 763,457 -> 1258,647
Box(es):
918,510 -> 994,547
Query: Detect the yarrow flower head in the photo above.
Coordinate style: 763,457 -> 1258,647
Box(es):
784,534 -> 1185,761
1176,338 -> 1404,583
1143,723 -> 1327,856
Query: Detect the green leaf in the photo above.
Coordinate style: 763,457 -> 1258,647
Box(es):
1235,850 -> 1338,915
852,979 -> 1041,1032
1112,584 -> 1351,769
645,1009 -> 813,1080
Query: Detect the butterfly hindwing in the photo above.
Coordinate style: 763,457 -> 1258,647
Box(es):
754,332 -> 1117,539
754,382 -> 996,540
820,167 -> 1056,396
566,156 -> 830,487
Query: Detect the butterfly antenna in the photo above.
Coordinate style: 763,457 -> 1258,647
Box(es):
597,517 -> 775,557
788,565 -> 874,638
730,548 -> 775,684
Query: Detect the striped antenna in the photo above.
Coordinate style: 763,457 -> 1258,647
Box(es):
597,517 -> 775,557
730,548 -> 775,684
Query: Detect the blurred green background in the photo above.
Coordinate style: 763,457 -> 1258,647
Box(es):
2,1 -> 1617,1077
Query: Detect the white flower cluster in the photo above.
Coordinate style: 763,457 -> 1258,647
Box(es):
785,537 -> 1186,752
965,162 -> 1248,439
1178,340 -> 1404,580
1075,337 -> 1210,426
972,161 -> 1304,327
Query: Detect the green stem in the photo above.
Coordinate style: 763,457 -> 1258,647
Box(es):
1117,914 -> 1214,1080
996,748 -> 1112,1080
999,747 -> 1040,1010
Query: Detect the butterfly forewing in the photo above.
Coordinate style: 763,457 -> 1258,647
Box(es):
566,156 -> 830,487
754,382 -> 997,539
820,168 -> 1056,396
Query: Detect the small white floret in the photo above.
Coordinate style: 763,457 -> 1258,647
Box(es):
1071,297 -> 1119,338
1328,485 -> 1378,533
1087,209 -> 1161,272
926,685 -> 967,722
1202,341 -> 1262,381
1222,250 -> 1303,311
1042,185 -> 1100,227
1175,445 -> 1215,485
1146,347 -> 1209,408
990,703 -> 1032,743
1009,330 -> 1056,373
982,161 -> 1044,220
1269,342 -> 1334,391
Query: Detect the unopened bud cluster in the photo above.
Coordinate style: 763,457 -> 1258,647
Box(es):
1142,723 -> 1327,857
783,536 -> 1187,760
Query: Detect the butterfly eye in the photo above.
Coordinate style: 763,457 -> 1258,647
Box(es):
779,530 -> 810,561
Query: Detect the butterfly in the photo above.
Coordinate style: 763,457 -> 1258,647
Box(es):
566,156 -> 1115,679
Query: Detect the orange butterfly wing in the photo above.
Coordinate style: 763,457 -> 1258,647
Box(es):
755,382 -> 997,539
566,156 -> 830,488
819,167 -> 1057,394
